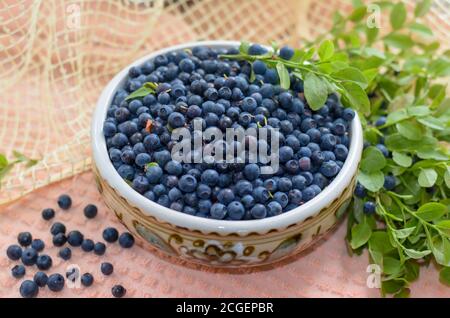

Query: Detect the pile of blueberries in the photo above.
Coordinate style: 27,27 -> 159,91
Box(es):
103,43 -> 355,220
5,194 -> 133,298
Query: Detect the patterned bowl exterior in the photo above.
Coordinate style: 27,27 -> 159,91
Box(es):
93,164 -> 357,268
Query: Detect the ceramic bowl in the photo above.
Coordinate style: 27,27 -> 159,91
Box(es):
91,41 -> 363,267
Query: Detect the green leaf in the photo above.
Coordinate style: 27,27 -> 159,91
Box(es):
304,73 -> 328,110
445,167 -> 450,188
428,58 -> 450,77
351,220 -> 372,249
360,146 -> 386,173
415,0 -> 432,17
358,170 -> 385,192
386,109 -> 409,126
239,41 -> 250,54
440,267 -> 450,286
407,106 -> 430,117
418,168 -> 438,188
417,116 -> 445,130
392,227 -> 416,240
383,33 -> 414,50
409,22 -> 433,37
404,248 -> 431,259
395,121 -> 423,140
0,154 -> 8,169
340,81 -> 370,114
390,2 -> 407,30
436,220 -> 450,231
125,83 -> 157,101
363,68 -> 378,84
385,133 -> 437,152
318,40 -> 335,61
276,62 -> 290,90
333,67 -> 368,89
416,202 -> 447,221
369,231 -> 396,254
392,152 -> 412,168
349,6 -> 367,22
383,256 -> 402,275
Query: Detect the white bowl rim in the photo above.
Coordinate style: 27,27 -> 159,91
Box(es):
91,40 -> 363,236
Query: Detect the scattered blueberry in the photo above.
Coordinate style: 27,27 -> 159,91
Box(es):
354,183 -> 366,198
57,194 -> 72,210
52,233 -> 67,247
33,271 -> 48,287
102,227 -> 119,243
118,233 -> 135,248
94,242 -> 106,256
58,247 -> 72,260
363,201 -> 376,214
83,204 -> 98,219
81,273 -> 94,287
20,280 -> 39,298
21,247 -> 38,266
41,208 -> 55,221
111,285 -> 126,298
67,230 -> 84,247
31,239 -> 45,252
50,222 -> 66,235
11,264 -> 26,278
17,232 -> 32,247
81,239 -> 95,252
101,262 -> 114,276
36,254 -> 53,270
384,175 -> 396,191
6,244 -> 22,261
47,273 -> 65,292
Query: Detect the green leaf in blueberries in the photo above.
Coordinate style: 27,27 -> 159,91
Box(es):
125,82 -> 157,101
418,168 -> 438,188
404,248 -> 432,259
340,81 -> 370,114
348,5 -> 367,22
318,40 -> 334,61
445,167 -> 450,188
409,22 -> 434,37
358,170 -> 385,192
239,41 -> 250,54
390,2 -> 407,30
392,151 -> 412,168
414,0 -> 432,17
360,146 -> 386,173
417,116 -> 445,130
351,219 -> 372,249
416,202 -> 448,221
276,62 -> 290,90
383,33 -> 414,50
392,227 -> 416,240
304,73 -> 328,110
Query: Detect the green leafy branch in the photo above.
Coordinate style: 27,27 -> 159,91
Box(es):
0,151 -> 39,188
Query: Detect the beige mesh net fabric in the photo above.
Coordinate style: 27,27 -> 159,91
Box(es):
0,0 -> 449,205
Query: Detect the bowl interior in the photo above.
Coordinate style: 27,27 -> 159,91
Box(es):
91,40 -> 363,236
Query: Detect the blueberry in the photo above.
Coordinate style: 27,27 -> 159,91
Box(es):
101,262 -> 114,276
168,112 -> 186,128
132,175 -> 150,193
57,194 -> 72,210
50,222 -> 66,235
243,163 -> 260,181
267,201 -> 283,217
227,201 -> 245,220
18,232 -> 32,246
252,60 -> 267,75
94,242 -> 106,255
376,144 -> 389,158
36,254 -> 52,270
313,173 -> 329,189
178,174 -> 198,193
288,189 -> 303,205
334,144 -> 349,161
12,264 -> 26,278
285,159 -> 300,174
31,239 -> 45,252
146,165 -> 163,183
52,233 -> 67,247
279,92 -> 293,109
20,280 -> 39,298
217,188 -> 235,205
118,232 -> 135,248
279,46 -> 294,60
375,116 -> 386,127
41,208 -> 55,221
195,184 -> 211,200
320,133 -> 337,150
273,192 -> 289,208
103,227 -> 119,243
253,186 -> 270,203
21,247 -> 38,266
47,273 -> 65,292
320,161 -> 340,177
279,146 -> 293,163
179,58 -> 195,73
343,108 -> 355,121
201,169 -> 219,186
58,247 -> 72,260
292,175 -> 307,190
83,204 -> 98,219
354,183 -> 366,198
278,177 -> 292,192
250,204 -> 267,219
81,239 -> 95,252
263,178 -> 278,192
242,97 -> 257,112
81,273 -> 94,287
67,230 -> 84,247
264,69 -> 279,84
302,186 -> 316,202
7,244 -> 22,260
143,134 -> 160,151
111,285 -> 127,298
34,271 -> 48,287
210,203 -> 227,219
384,175 -> 396,190
165,160 -> 183,176
363,201 -> 376,214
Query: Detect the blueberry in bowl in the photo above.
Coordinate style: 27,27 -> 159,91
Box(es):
92,41 -> 363,267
